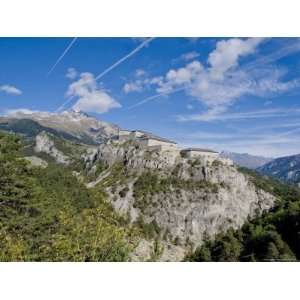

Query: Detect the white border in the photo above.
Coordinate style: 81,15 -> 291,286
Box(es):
0,0 -> 299,299
0,262 -> 299,300
1,0 -> 300,36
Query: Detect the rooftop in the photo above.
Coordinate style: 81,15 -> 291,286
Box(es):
118,128 -> 177,144
139,133 -> 177,144
181,148 -> 218,153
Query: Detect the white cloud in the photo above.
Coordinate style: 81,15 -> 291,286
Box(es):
122,74 -> 164,95
133,38 -> 300,120
176,126 -> 300,157
208,37 -> 264,79
156,60 -> 203,94
177,108 -> 300,122
123,81 -> 143,93
180,51 -> 200,62
128,86 -> 185,109
135,69 -> 146,77
0,85 -> 22,95
66,72 -> 121,114
66,67 -> 78,80
3,108 -> 39,116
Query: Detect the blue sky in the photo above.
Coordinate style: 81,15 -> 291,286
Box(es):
1,37 -> 300,157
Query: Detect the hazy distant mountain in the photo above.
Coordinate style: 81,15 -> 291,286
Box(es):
220,151 -> 273,169
0,110 -> 119,144
257,154 -> 300,186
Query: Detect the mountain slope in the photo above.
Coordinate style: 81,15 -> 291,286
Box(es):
0,132 -> 137,261
221,151 -> 272,169
0,110 -> 119,144
257,154 -> 300,186
0,118 -> 83,142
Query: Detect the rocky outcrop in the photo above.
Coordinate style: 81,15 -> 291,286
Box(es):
34,132 -> 70,165
131,239 -> 186,262
24,156 -> 48,168
83,141 -> 276,260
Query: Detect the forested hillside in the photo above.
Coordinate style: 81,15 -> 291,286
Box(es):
0,132 -> 137,261
186,168 -> 300,261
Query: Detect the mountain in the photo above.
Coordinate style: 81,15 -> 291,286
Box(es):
0,110 -> 119,144
257,154 -> 300,186
220,151 -> 272,169
1,112 -> 298,261
0,128 -> 278,261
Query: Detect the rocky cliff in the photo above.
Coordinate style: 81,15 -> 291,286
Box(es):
34,131 -> 71,164
82,140 -> 276,260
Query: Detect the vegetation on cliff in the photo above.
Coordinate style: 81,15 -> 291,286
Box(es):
186,169 -> 300,261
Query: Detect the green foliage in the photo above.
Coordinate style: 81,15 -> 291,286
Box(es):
149,238 -> 164,261
71,159 -> 108,182
238,167 -> 299,201
133,171 -> 218,212
186,169 -> 300,262
0,132 -> 136,261
100,163 -> 127,188
119,186 -> 129,198
134,215 -> 161,240
212,160 -> 223,167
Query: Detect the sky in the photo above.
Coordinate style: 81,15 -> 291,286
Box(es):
1,37 -> 300,157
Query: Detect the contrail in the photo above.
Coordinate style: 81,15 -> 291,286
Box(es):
47,37 -> 78,76
56,96 -> 75,113
95,37 -> 155,80
56,37 -> 154,112
128,87 -> 186,109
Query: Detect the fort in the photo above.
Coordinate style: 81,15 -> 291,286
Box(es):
116,129 -> 233,165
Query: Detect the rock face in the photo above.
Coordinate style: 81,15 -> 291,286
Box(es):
24,156 -> 48,168
83,141 -> 276,260
221,151 -> 272,169
34,132 -> 70,164
257,154 -> 300,186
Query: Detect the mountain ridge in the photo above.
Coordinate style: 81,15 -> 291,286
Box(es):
257,153 -> 300,186
220,150 -> 272,169
0,110 -> 120,144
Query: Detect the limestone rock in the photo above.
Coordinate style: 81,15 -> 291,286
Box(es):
84,142 -> 276,261
24,156 -> 48,168
34,131 -> 70,165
